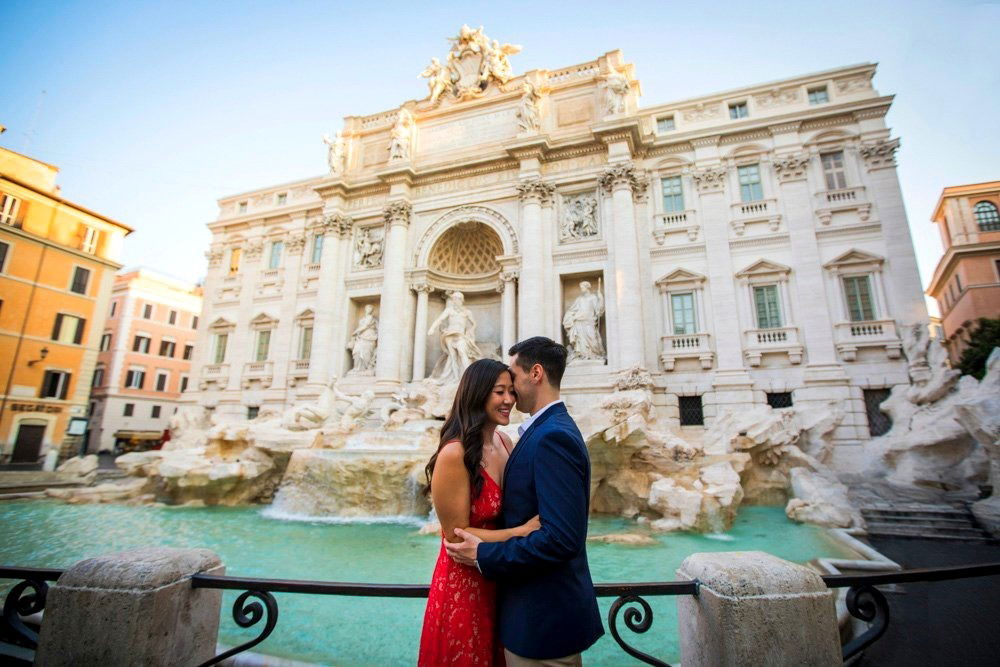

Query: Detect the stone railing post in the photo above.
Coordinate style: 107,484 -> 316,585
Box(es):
676,551 -> 840,666
35,548 -> 225,666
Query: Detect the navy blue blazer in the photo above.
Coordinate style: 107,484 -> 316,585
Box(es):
476,402 -> 604,659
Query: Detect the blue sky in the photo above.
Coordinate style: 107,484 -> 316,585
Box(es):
2,0 -> 998,309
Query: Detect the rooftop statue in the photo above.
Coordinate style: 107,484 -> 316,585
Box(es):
420,26 -> 522,104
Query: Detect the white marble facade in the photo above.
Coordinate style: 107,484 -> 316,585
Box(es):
188,28 -> 928,472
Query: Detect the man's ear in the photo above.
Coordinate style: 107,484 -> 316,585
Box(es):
531,363 -> 544,384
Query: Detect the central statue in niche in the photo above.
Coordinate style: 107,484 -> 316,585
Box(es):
427,291 -> 484,384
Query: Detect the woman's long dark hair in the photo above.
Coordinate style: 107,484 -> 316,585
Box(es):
424,358 -> 511,500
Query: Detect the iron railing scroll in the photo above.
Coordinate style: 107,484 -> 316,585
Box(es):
0,566 -> 62,650
3,561 -> 999,665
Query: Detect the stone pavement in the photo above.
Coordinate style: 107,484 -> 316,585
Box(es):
858,536 -> 1000,666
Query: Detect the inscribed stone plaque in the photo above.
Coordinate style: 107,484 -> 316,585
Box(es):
557,98 -> 593,127
419,108 -> 518,154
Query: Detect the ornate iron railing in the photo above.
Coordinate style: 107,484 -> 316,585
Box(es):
3,562 -> 999,666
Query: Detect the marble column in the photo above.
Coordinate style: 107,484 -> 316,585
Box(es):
411,282 -> 432,381
600,163 -> 647,369
308,213 -> 352,386
375,201 -> 411,385
498,270 -> 518,358
515,179 -> 554,339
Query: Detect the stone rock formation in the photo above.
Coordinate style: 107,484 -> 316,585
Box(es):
859,331 -> 993,496
953,348 -> 1000,534
576,368 -> 858,532
785,467 -> 863,528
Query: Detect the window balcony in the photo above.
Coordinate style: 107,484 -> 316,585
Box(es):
652,210 -> 699,244
729,199 -> 781,235
659,333 -> 714,371
743,326 -> 803,366
834,319 -> 902,361
814,186 -> 871,225
287,359 -> 311,387
202,363 -> 229,377
242,361 -> 274,389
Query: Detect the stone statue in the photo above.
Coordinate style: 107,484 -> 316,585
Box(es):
604,70 -> 630,115
281,380 -> 339,430
561,194 -> 599,239
484,39 -> 521,85
427,291 -> 483,384
322,131 -> 346,175
388,108 -> 413,161
516,82 -> 542,133
419,57 -> 453,105
326,387 -> 376,432
347,304 -> 378,375
563,280 -> 606,362
354,227 -> 383,268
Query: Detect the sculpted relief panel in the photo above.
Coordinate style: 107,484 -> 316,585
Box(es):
559,192 -> 600,242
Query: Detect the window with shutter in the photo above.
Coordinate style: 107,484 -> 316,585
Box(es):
70,267 -> 90,294
753,285 -> 782,329
842,276 -> 875,321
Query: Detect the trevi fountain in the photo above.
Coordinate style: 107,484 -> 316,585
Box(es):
28,23 -> 1000,540
4,24 -> 999,665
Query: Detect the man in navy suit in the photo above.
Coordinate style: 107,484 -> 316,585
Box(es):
446,336 -> 604,665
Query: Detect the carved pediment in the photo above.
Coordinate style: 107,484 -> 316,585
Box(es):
295,308 -> 315,323
823,249 -> 884,271
250,312 -> 279,329
736,259 -> 791,279
209,317 -> 235,331
655,268 -> 706,290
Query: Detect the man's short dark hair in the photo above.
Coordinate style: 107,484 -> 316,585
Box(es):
508,337 -> 568,388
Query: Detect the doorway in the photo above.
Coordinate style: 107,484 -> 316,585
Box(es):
11,423 -> 46,463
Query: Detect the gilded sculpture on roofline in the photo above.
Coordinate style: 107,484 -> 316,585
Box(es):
388,108 -> 414,162
516,81 -> 542,133
419,25 -> 522,104
322,131 -> 346,175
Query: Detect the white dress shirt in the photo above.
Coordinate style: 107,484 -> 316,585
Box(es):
517,399 -> 564,437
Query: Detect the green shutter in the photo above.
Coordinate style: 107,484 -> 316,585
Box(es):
754,286 -> 781,329
843,276 -> 874,321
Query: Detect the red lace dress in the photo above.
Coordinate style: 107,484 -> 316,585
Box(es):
418,470 -> 505,666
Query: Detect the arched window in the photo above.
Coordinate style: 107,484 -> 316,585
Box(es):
974,201 -> 1000,232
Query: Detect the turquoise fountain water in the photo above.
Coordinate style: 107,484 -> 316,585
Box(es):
0,500 -> 855,665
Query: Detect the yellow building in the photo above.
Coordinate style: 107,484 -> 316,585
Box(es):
1,143 -> 132,466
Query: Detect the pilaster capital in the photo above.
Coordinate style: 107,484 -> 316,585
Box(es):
858,138 -> 900,171
599,162 -> 647,200
772,153 -> 811,183
205,247 -> 224,268
383,200 -> 412,228
515,178 -> 556,205
319,212 -> 354,238
243,238 -> 264,261
691,166 -> 728,193
411,281 -> 433,294
286,231 -> 308,254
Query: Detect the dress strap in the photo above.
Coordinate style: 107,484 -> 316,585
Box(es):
496,430 -> 513,455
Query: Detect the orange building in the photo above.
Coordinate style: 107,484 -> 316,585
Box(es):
926,181 -> 1000,364
88,269 -> 202,453
0,144 -> 132,466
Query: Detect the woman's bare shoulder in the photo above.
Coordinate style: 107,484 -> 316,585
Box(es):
436,440 -> 466,465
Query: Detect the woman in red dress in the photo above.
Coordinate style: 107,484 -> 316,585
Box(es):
419,359 -> 540,666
